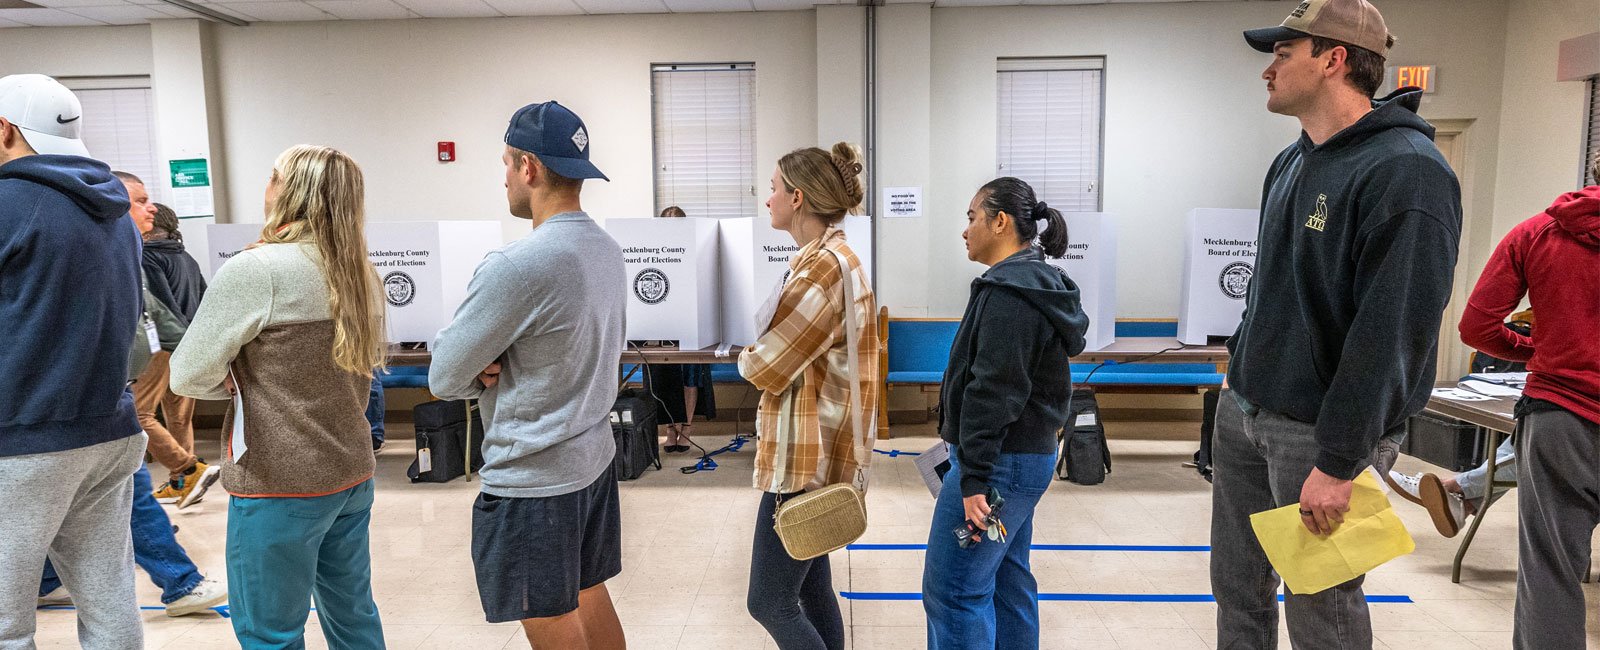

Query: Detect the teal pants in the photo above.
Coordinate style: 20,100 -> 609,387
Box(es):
226,479 -> 385,650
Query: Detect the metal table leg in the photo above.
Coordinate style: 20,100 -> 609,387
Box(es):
1451,426 -> 1518,584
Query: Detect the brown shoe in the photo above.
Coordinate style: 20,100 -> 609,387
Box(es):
1419,473 -> 1467,538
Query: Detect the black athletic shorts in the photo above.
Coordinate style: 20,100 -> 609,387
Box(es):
469,465 -> 623,622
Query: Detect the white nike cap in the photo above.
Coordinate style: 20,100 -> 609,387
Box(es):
0,74 -> 90,158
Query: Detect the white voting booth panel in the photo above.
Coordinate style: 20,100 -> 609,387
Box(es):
1046,213 -> 1117,352
606,218 -> 721,349
719,216 -> 874,347
1177,209 -> 1261,345
205,221 -> 502,345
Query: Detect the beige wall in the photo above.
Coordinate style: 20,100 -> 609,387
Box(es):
0,25 -> 152,78
917,0 -> 1514,318
206,11 -> 819,242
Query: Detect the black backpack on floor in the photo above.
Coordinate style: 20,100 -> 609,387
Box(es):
407,399 -> 486,483
612,389 -> 661,481
1057,388 -> 1111,485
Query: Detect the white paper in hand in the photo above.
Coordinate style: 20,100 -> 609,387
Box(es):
229,371 -> 247,463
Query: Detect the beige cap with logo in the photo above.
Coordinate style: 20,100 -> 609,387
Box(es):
1244,0 -> 1394,58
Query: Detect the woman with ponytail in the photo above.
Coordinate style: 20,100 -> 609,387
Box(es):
739,142 -> 879,650
171,145 -> 386,649
922,177 -> 1088,649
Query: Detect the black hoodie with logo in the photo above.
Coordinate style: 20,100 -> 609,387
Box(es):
940,247 -> 1090,497
1227,89 -> 1462,480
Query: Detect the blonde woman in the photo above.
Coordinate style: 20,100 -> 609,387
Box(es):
172,145 -> 387,649
739,143 -> 879,650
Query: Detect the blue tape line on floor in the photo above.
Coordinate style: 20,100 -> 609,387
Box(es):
38,605 -> 232,618
847,543 -> 1211,552
839,592 -> 1413,604
872,449 -> 921,457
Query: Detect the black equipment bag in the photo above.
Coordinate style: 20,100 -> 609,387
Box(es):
612,389 -> 661,481
1056,388 -> 1111,485
406,399 -> 486,483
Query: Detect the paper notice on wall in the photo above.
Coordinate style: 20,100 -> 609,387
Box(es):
883,186 -> 922,218
169,158 -> 215,218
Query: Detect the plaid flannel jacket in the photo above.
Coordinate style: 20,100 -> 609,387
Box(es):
739,228 -> 880,494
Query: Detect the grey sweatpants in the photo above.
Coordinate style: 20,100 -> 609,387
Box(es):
0,433 -> 146,650
1512,407 -> 1600,649
1210,391 -> 1373,649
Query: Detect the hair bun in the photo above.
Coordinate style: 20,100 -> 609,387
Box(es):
1031,201 -> 1050,221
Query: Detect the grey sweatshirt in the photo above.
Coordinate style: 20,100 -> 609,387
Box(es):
430,211 -> 626,498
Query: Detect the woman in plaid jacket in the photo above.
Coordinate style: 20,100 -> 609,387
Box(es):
738,142 -> 880,650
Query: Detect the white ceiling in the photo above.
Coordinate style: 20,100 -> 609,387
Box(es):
0,0 -> 1249,27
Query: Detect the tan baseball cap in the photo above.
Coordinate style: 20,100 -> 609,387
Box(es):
1244,0 -> 1394,58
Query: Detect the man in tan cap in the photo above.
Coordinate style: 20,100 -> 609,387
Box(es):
1212,1 -> 1463,647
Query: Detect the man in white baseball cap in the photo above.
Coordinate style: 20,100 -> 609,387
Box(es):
0,74 -> 92,157
0,73 -> 146,649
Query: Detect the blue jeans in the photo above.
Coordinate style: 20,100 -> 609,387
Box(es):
364,375 -> 384,445
39,464 -> 203,605
227,480 -> 383,650
923,446 -> 1056,650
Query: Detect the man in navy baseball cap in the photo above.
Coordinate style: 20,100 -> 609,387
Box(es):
437,100 -> 629,647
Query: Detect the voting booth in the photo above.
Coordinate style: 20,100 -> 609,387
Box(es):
605,217 -> 722,349
719,216 -> 874,347
1046,213 -> 1117,352
205,221 -> 502,345
1177,209 -> 1261,345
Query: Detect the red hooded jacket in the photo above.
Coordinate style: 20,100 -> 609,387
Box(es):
1459,186 -> 1600,425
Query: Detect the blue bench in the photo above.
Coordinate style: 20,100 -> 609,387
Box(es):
886,320 -> 1224,388
379,365 -> 430,389
621,363 -> 743,384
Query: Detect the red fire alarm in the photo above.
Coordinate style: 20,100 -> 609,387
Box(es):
437,142 -> 456,163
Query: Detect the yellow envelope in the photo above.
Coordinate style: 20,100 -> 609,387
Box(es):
1248,471 -> 1415,595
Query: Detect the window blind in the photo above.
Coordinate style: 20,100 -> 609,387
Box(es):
652,63 -> 757,219
997,58 -> 1105,212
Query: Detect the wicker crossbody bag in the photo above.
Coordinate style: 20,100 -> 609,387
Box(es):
772,248 -> 872,561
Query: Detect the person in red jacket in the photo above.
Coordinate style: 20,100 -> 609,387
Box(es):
1456,154 -> 1600,649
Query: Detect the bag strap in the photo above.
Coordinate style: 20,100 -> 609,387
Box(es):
826,247 -> 870,489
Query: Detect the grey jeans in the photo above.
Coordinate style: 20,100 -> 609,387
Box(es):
0,433 -> 146,650
1210,391 -> 1373,649
1512,407 -> 1600,649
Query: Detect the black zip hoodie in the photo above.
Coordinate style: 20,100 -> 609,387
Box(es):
940,247 -> 1090,497
1227,88 -> 1462,480
142,237 -> 207,324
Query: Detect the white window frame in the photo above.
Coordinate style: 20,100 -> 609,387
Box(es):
1583,77 -> 1599,187
996,57 -> 1106,212
651,62 -> 757,219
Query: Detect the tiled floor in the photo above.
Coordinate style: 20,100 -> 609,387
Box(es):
26,420 -> 1600,649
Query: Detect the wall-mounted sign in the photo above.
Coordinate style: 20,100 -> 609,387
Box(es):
1391,65 -> 1436,93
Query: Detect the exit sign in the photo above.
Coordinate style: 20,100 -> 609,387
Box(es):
1391,65 -> 1437,93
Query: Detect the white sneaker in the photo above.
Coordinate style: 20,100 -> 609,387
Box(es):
166,578 -> 227,617
1420,474 -> 1469,538
1385,471 -> 1425,506
37,586 -> 71,607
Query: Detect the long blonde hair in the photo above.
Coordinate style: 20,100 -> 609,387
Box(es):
260,145 -> 386,375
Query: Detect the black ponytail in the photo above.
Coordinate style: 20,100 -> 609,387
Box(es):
978,176 -> 1070,258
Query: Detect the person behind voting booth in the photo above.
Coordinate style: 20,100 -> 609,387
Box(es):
1460,154 -> 1598,649
922,177 -> 1089,650
428,101 -> 627,649
0,73 -> 147,650
650,204 -> 716,453
1213,1 -> 1462,647
738,142 -> 879,650
170,145 -> 388,649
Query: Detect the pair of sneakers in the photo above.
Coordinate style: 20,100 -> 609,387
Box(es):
152,460 -> 222,510
1385,470 -> 1468,537
38,577 -> 228,617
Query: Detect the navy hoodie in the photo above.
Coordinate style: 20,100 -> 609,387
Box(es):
1227,89 -> 1462,480
940,247 -> 1090,497
0,155 -> 143,457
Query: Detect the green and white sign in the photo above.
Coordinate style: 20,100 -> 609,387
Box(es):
170,159 -> 210,188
